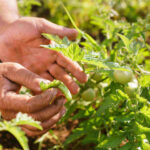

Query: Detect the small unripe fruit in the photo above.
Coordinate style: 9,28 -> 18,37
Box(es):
81,88 -> 95,101
113,70 -> 133,84
124,78 -> 138,97
92,72 -> 102,82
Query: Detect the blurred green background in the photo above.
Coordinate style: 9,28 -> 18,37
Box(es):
17,0 -> 150,38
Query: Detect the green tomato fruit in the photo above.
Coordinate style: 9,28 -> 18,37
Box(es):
113,70 -> 133,84
81,88 -> 95,101
124,78 -> 138,97
92,72 -> 103,82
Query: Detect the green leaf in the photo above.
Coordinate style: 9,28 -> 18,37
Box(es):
62,3 -> 80,33
81,130 -> 99,144
13,112 -> 42,130
83,33 -> 98,46
41,36 -> 84,62
0,144 -> 3,150
115,113 -> 135,123
42,33 -> 62,44
62,36 -> 71,45
0,113 -> 44,150
118,34 -> 131,51
139,75 -> 150,87
58,83 -> 72,100
96,90 -> 127,116
34,132 -> 49,144
7,125 -> 29,150
40,80 -> 72,101
41,43 -> 67,51
96,97 -> 114,115
137,108 -> 150,128
134,122 -> 150,134
40,80 -> 60,91
66,43 -> 84,61
64,128 -> 85,146
142,142 -> 150,150
49,130 -> 59,141
97,133 -> 125,149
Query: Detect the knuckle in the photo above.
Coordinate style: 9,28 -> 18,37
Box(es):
57,54 -> 67,66
31,114 -> 39,121
37,93 -> 44,100
3,62 -> 23,76
39,18 -> 49,29
39,18 -> 47,23
11,62 -> 22,68
26,101 -> 33,113
49,64 -> 60,76
8,62 -> 23,70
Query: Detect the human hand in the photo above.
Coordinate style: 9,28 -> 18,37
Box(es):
0,62 -> 66,136
0,17 -> 87,95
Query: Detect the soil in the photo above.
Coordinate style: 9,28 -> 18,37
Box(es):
0,120 -> 81,150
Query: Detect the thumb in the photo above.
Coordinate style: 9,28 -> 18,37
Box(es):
0,62 -> 51,93
39,19 -> 78,40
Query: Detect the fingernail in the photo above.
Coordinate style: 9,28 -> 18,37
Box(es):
71,82 -> 80,94
80,73 -> 88,83
42,79 -> 51,84
49,89 -> 57,104
57,97 -> 65,105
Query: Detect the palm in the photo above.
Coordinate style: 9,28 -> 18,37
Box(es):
0,17 -> 87,94
1,17 -> 55,74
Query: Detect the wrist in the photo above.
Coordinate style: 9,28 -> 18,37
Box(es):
0,15 -> 19,34
0,0 -> 19,33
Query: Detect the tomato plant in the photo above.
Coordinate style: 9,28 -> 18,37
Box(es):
41,26 -> 150,149
124,78 -> 138,98
81,88 -> 95,101
40,80 -> 72,101
113,70 -> 133,84
92,72 -> 103,82
1,0 -> 150,150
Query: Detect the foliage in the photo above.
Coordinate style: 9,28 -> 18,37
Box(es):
18,0 -> 150,36
1,0 -> 150,149
17,0 -> 41,16
40,5 -> 150,149
40,79 -> 72,101
0,112 -> 42,150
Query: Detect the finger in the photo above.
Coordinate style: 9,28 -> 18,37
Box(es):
28,98 -> 65,121
21,126 -> 49,137
40,72 -> 53,81
39,19 -> 78,40
0,86 -> 57,113
48,64 -> 80,94
36,107 -> 66,130
1,96 -> 65,122
0,62 -> 51,93
56,53 -> 88,83
0,75 -> 20,92
31,71 -> 54,95
22,107 -> 66,131
0,110 -> 16,120
26,37 -> 50,48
